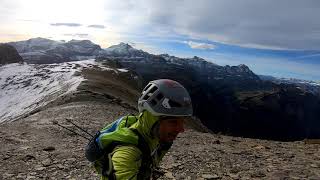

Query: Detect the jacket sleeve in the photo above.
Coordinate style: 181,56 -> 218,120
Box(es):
110,145 -> 142,180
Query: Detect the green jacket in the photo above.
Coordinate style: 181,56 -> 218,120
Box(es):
96,111 -> 170,180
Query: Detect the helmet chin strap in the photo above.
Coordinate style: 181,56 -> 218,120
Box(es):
138,111 -> 144,118
151,121 -> 160,139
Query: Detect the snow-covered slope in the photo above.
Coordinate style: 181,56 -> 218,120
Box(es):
0,59 -> 120,123
8,38 -> 102,64
8,37 -> 62,53
99,42 -> 150,58
259,75 -> 320,95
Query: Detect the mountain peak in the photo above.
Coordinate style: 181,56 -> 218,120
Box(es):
29,37 -> 50,41
112,42 -> 133,49
68,39 -> 93,44
26,37 -> 56,43
238,64 -> 249,69
238,64 -> 250,71
192,56 -> 205,61
102,42 -> 147,57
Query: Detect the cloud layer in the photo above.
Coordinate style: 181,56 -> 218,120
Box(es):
88,25 -> 105,29
63,33 -> 89,38
185,41 -> 215,50
4,0 -> 320,50
105,0 -> 320,50
50,23 -> 82,27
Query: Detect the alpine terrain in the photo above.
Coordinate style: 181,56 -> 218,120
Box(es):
0,38 -> 319,179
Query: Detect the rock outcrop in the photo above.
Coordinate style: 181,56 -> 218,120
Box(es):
0,44 -> 23,65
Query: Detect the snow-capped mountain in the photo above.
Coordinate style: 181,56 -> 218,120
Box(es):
260,75 -> 320,86
99,42 -> 150,58
7,38 -> 260,85
259,75 -> 320,95
8,37 -> 62,53
8,38 -> 101,64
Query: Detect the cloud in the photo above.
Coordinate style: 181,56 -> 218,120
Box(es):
17,19 -> 40,22
104,0 -> 320,50
3,0 -> 320,51
50,23 -> 82,27
63,33 -> 89,38
293,53 -> 320,59
185,41 -> 215,50
88,25 -> 105,29
0,0 -> 18,14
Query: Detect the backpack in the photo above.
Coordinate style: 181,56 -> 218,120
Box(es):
85,115 -> 152,178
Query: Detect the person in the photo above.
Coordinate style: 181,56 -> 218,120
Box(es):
95,79 -> 193,179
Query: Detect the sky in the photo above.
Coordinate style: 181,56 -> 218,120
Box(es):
1,0 -> 320,81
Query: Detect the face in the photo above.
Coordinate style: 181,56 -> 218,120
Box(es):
158,117 -> 185,142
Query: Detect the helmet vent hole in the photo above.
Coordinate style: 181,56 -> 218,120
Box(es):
142,94 -> 149,100
148,86 -> 158,94
156,93 -> 164,101
142,86 -> 158,100
169,100 -> 182,107
150,99 -> 157,106
143,84 -> 152,92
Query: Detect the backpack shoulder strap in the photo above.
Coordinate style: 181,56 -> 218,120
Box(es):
130,129 -> 153,179
101,128 -> 152,179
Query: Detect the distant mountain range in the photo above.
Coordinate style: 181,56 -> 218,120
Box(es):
2,37 -> 320,140
8,38 -> 101,63
7,37 -> 319,87
259,75 -> 320,96
7,38 -> 261,88
259,75 -> 320,86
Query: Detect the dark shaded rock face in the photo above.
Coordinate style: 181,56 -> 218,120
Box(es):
233,85 -> 320,140
0,44 -> 23,65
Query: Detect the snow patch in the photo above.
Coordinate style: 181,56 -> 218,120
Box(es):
0,59 -> 116,123
117,68 -> 129,73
